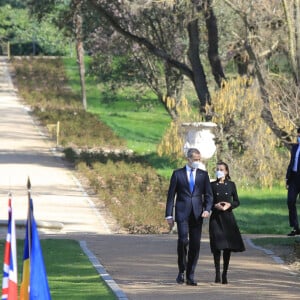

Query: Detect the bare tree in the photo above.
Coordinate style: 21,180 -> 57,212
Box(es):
222,0 -> 297,146
88,0 -> 226,117
282,0 -> 300,85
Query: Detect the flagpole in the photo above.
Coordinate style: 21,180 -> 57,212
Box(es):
24,178 -> 52,299
27,177 -> 32,260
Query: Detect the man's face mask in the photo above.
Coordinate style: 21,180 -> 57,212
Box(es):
191,161 -> 202,169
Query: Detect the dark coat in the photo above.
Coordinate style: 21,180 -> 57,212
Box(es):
209,179 -> 245,253
286,144 -> 300,184
165,166 -> 213,222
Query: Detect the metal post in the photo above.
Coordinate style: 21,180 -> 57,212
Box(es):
56,121 -> 60,147
7,42 -> 10,59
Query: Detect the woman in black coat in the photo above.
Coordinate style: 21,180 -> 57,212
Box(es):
209,162 -> 245,284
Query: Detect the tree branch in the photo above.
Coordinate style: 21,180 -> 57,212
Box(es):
88,0 -> 194,80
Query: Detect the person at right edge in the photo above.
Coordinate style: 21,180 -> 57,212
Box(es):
286,127 -> 300,236
209,161 -> 245,284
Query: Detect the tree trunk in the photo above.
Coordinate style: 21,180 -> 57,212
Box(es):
204,0 -> 226,87
164,63 -> 184,119
294,0 -> 300,84
245,43 -> 292,146
282,0 -> 298,84
74,1 -> 87,110
187,18 -> 211,113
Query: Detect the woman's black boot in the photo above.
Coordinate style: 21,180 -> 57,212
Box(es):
213,251 -> 221,283
222,250 -> 231,284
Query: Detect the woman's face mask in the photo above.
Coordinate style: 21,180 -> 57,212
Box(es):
297,136 -> 300,143
216,170 -> 225,179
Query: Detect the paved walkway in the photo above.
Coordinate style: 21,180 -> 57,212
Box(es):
0,56 -> 299,300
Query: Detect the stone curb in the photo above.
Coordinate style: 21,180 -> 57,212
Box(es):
80,241 -> 128,300
0,219 -> 64,230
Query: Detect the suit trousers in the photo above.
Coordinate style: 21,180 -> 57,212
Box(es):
287,172 -> 300,229
176,212 -> 203,280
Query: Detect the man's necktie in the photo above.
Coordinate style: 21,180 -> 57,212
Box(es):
295,144 -> 300,172
297,146 -> 300,172
189,169 -> 195,193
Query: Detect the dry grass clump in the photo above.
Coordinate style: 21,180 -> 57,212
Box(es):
77,159 -> 169,233
12,57 -> 79,109
11,57 -> 125,149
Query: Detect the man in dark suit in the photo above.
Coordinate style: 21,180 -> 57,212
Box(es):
286,127 -> 300,236
165,148 -> 213,286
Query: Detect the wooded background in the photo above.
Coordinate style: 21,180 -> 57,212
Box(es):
1,0 -> 300,187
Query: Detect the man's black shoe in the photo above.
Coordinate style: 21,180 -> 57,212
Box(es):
287,229 -> 300,236
186,278 -> 197,286
176,273 -> 184,284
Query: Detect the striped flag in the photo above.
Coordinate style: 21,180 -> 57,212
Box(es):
20,197 -> 51,300
19,217 -> 29,300
1,196 -> 18,300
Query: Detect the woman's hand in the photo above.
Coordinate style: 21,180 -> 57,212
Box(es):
215,202 -> 231,211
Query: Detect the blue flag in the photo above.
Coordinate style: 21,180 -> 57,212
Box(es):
20,198 -> 51,300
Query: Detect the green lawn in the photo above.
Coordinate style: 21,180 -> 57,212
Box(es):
0,239 -> 116,300
236,186 -> 290,234
63,57 -> 171,154
252,237 -> 300,247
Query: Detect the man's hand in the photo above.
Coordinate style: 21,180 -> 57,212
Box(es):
166,218 -> 174,230
202,210 -> 210,218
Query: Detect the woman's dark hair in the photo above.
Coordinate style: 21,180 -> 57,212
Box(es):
217,161 -> 231,180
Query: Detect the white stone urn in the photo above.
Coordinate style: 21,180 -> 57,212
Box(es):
181,122 -> 217,167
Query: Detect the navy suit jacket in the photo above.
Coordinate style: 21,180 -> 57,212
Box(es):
165,166 -> 213,222
286,144 -> 300,183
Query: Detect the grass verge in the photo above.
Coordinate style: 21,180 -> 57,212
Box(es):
251,237 -> 300,272
0,239 -> 116,300
235,187 -> 289,234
